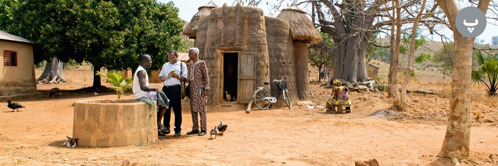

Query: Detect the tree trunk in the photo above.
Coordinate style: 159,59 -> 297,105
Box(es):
435,0 -> 491,162
332,36 -> 369,84
401,0 -> 427,108
36,57 -> 67,84
388,0 -> 400,103
93,65 -> 102,89
439,28 -> 474,162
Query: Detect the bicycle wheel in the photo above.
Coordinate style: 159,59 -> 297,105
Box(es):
283,89 -> 291,109
253,88 -> 271,110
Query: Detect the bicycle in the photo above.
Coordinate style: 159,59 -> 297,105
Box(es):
253,77 -> 291,110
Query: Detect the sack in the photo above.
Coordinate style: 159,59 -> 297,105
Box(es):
180,62 -> 188,99
180,83 -> 189,99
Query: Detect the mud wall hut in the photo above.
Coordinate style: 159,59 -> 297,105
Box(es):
0,30 -> 36,98
183,2 -> 321,105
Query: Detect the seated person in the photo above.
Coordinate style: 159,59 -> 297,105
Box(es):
327,79 -> 351,113
133,54 -> 169,136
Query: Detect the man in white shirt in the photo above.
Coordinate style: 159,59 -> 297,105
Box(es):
159,50 -> 188,137
133,54 -> 167,137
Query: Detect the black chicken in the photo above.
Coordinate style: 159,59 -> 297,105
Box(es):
210,126 -> 218,139
217,121 -> 228,135
7,100 -> 24,112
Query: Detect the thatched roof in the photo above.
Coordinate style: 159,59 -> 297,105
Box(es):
182,1 -> 218,38
276,5 -> 321,44
0,30 -> 33,44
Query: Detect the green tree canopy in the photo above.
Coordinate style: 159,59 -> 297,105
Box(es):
4,0 -> 184,87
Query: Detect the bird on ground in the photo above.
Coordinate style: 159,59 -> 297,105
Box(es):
217,121 -> 228,135
210,126 -> 218,139
7,100 -> 24,112
224,91 -> 232,102
306,104 -> 315,115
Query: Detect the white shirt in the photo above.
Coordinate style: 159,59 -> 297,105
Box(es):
159,60 -> 188,86
133,65 -> 149,99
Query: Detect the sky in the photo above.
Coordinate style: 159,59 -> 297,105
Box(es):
159,0 -> 498,44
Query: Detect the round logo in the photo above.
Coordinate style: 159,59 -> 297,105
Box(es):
455,7 -> 487,38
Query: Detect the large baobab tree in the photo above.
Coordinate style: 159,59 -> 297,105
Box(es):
434,0 -> 491,163
238,0 -> 439,84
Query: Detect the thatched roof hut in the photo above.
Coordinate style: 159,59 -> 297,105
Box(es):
277,5 -> 321,44
182,1 -> 218,38
183,3 -> 322,105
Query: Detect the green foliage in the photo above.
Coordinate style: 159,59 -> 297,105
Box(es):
415,53 -> 432,63
6,0 -> 184,87
0,0 -> 18,29
97,71 -> 133,99
471,50 -> 498,96
309,31 -> 334,72
432,43 -> 454,76
366,34 -> 390,63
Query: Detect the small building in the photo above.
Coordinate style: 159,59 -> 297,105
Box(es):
367,64 -> 379,79
0,30 -> 36,98
183,2 -> 321,105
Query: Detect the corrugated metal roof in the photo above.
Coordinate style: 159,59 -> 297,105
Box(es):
0,30 -> 33,44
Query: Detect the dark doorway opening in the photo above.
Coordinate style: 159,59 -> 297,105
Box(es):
224,53 -> 238,102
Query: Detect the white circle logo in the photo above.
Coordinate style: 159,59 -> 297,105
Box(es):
455,7 -> 487,38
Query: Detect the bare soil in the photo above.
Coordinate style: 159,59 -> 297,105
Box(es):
0,66 -> 497,165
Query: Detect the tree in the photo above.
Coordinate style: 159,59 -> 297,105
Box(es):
434,0 -> 492,162
0,0 -> 18,29
472,50 -> 498,96
492,36 -> 498,46
240,0 -> 440,84
7,0 -> 184,88
432,43 -> 455,76
309,32 -> 334,82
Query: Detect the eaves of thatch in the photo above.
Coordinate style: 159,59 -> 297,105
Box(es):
182,1 -> 218,38
277,5 -> 322,44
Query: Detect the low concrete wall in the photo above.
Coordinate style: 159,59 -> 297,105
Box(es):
73,99 -> 157,147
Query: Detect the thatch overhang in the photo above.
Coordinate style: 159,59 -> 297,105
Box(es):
182,1 -> 218,38
276,5 -> 322,44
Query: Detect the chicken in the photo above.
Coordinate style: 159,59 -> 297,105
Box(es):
224,91 -> 231,102
217,121 -> 228,135
7,100 -> 24,112
306,104 -> 314,115
210,126 -> 218,139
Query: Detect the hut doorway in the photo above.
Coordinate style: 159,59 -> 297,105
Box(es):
223,53 -> 238,102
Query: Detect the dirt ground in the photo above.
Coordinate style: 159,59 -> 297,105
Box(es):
0,66 -> 497,165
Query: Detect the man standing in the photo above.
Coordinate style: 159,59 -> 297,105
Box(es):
159,50 -> 187,137
186,48 -> 210,136
133,54 -> 167,137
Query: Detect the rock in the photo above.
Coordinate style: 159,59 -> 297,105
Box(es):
370,110 -> 399,119
355,159 -> 379,166
122,159 -> 130,165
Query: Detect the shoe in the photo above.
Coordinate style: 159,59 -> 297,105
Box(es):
198,130 -> 206,136
174,132 -> 181,137
186,130 -> 199,135
158,129 -> 165,136
163,128 -> 170,134
158,124 -> 170,134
